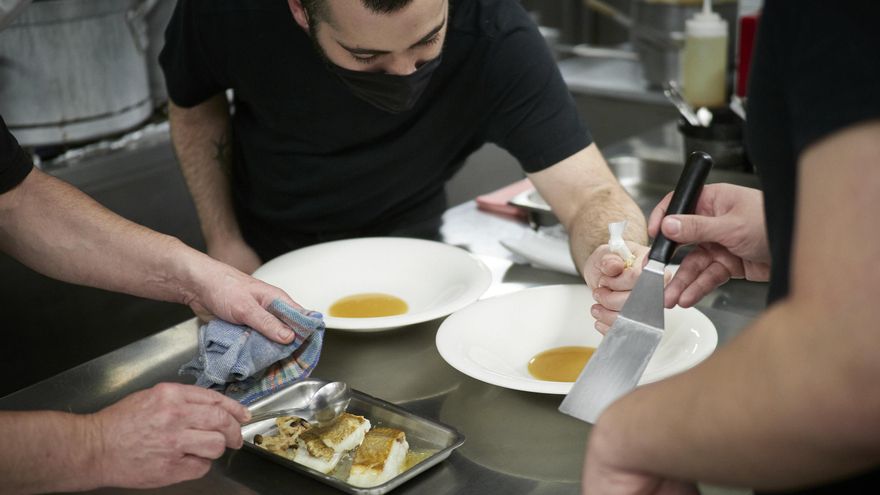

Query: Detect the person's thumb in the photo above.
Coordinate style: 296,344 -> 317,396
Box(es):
661,214 -> 730,245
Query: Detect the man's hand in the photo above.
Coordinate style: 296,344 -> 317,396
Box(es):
647,183 -> 770,308
92,383 -> 250,489
584,242 -> 649,334
582,413 -> 700,495
590,184 -> 771,331
185,253 -> 304,344
582,458 -> 699,495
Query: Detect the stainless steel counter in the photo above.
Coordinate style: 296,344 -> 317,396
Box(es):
0,133 -> 766,494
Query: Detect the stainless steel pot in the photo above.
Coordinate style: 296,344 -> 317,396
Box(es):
0,0 -> 154,146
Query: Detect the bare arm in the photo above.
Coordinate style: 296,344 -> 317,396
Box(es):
528,144 -> 647,275
0,384 -> 249,494
0,168 -> 300,343
0,168 -> 203,302
584,121 -> 880,491
169,96 -> 261,274
0,411 -> 104,494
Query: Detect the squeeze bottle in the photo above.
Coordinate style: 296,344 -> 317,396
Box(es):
682,0 -> 728,108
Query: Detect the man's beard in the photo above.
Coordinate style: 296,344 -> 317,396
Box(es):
304,12 -> 335,66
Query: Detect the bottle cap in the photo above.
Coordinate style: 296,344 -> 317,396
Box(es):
686,2 -> 728,38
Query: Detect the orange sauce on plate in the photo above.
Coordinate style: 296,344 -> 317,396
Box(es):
328,293 -> 408,318
527,346 -> 596,382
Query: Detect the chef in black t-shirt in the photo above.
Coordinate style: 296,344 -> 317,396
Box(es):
159,0 -> 648,279
584,1 -> 880,493
0,115 -> 309,490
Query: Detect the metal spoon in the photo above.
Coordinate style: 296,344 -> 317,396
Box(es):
242,381 -> 351,427
663,81 -> 700,127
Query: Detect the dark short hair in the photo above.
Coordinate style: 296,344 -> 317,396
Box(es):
302,0 -> 416,27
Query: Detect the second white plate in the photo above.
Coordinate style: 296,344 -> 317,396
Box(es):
436,284 -> 717,394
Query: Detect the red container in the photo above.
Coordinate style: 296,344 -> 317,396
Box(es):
736,12 -> 760,97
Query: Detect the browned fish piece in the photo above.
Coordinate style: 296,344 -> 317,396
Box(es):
348,427 -> 409,487
311,412 -> 371,452
293,428 -> 343,473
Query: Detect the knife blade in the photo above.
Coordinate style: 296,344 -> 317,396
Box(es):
559,151 -> 714,424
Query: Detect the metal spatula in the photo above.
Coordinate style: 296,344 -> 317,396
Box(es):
559,151 -> 713,424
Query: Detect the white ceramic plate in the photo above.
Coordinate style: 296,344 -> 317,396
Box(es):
253,238 -> 492,332
436,284 -> 717,394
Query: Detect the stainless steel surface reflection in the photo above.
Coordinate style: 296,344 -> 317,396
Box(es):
313,319 -> 464,404
438,376 -> 590,483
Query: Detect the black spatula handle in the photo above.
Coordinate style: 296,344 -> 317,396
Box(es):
648,151 -> 714,264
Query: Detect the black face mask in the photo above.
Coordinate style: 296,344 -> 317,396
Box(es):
326,55 -> 443,114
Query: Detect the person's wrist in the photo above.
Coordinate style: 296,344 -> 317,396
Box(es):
589,399 -> 637,472
179,248 -> 228,309
74,412 -> 108,491
154,235 -> 200,306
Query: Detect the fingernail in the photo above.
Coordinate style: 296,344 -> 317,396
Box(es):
243,409 -> 252,422
278,328 -> 293,340
591,307 -> 599,317
664,218 -> 681,236
592,290 -> 600,301
597,277 -> 606,287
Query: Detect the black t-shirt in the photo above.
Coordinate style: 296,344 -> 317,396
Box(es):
747,1 -> 880,493
0,115 -> 33,194
160,0 -> 590,259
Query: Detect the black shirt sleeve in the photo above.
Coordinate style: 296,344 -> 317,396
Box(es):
0,115 -> 34,194
159,0 -> 228,107
483,22 -> 592,173
747,0 -> 880,305
784,1 -> 880,156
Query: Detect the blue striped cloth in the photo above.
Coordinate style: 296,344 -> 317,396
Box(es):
179,299 -> 325,405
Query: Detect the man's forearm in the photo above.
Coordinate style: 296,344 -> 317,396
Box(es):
527,144 -> 647,275
589,122 -> 880,491
566,184 -> 646,272
0,169 -> 208,305
169,95 -> 242,247
592,299 -> 880,490
0,411 -> 102,494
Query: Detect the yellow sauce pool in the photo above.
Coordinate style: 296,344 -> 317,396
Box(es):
527,346 -> 596,382
329,293 -> 408,318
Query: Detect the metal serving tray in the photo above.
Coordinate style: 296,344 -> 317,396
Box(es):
241,378 -> 465,495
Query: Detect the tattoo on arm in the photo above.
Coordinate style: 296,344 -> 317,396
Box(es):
213,131 -> 232,177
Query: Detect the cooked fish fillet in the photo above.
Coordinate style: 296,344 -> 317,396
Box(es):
313,413 -> 371,452
293,429 -> 343,474
347,427 -> 409,487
